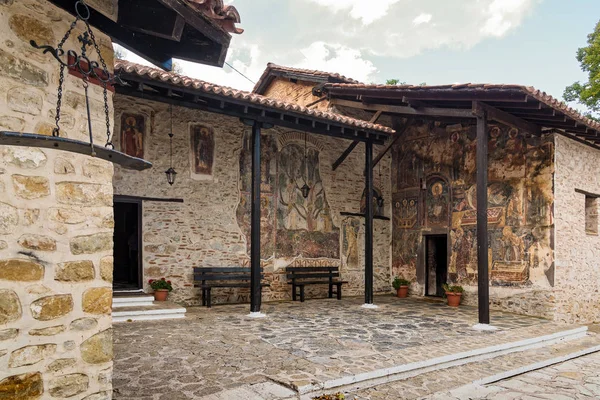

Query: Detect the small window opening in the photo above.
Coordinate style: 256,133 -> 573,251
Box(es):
585,196 -> 598,235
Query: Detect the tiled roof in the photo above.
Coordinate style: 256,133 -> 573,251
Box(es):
323,83 -> 600,133
114,60 -> 394,134
253,63 -> 361,94
186,0 -> 243,35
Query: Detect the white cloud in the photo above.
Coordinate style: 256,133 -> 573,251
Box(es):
481,0 -> 535,37
305,0 -> 401,24
413,13 -> 433,26
296,42 -> 378,82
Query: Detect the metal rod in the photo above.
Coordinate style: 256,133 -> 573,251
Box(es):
250,121 -> 262,313
365,141 -> 374,305
476,111 -> 490,324
83,80 -> 96,156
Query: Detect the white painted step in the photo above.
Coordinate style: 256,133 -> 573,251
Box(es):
113,295 -> 155,308
112,302 -> 186,322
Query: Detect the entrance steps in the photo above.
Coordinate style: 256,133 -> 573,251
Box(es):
290,326 -> 600,400
112,293 -> 186,322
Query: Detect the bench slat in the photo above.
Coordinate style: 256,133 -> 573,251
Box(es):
195,283 -> 270,288
288,280 -> 346,285
286,266 -> 338,272
194,267 -> 251,273
286,273 -> 340,279
194,275 -> 265,281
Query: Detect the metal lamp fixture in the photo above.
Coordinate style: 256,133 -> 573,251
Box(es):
301,132 -> 310,198
165,104 -> 177,185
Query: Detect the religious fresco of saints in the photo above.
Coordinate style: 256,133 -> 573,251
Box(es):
190,125 -> 215,176
120,114 -> 144,158
426,178 -> 450,227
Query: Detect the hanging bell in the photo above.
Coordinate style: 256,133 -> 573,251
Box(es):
301,184 -> 310,199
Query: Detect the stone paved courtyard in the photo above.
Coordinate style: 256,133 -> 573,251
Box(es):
113,296 -> 573,399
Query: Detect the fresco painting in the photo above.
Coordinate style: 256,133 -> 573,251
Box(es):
236,133 -> 339,260
342,218 -> 360,268
191,125 -> 215,176
392,123 -> 555,289
120,113 -> 144,158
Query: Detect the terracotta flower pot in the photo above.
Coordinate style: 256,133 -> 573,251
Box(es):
446,292 -> 462,307
153,289 -> 169,302
396,286 -> 409,298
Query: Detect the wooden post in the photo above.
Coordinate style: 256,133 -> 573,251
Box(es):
476,111 -> 490,324
365,141 -> 374,305
250,121 -> 262,313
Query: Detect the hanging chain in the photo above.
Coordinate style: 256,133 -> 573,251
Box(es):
52,17 -> 80,137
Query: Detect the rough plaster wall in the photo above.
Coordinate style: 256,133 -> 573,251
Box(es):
262,77 -> 330,111
554,134 -> 600,323
0,0 -> 115,398
113,95 -> 392,305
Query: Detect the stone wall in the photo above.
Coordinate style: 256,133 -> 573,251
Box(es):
113,94 -> 392,305
554,134 -> 600,323
390,121 -> 556,318
261,77 -> 331,112
0,0 -> 115,398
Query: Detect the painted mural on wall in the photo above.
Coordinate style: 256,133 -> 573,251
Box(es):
392,122 -> 555,289
360,187 -> 385,217
121,113 -> 144,158
276,142 -> 339,258
191,125 -> 215,176
342,217 -> 360,268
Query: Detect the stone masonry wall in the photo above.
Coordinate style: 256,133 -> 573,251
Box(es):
262,77 -> 331,112
554,134 -> 600,323
113,94 -> 392,306
0,0 -> 115,398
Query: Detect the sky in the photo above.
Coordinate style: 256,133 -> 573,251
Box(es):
120,0 -> 600,105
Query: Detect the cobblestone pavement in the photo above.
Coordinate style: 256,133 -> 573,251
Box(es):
424,348 -> 600,400
112,296 -> 571,400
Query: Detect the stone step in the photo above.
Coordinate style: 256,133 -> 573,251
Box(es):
112,301 -> 186,322
342,330 -> 600,400
112,295 -> 155,308
297,326 -> 591,399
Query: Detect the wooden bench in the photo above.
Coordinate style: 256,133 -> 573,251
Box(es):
286,266 -> 347,302
193,267 -> 270,308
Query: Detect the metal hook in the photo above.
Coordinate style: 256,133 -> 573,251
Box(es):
75,1 -> 91,21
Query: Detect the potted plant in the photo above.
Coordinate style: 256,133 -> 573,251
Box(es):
443,283 -> 464,307
149,278 -> 173,301
313,393 -> 345,400
392,276 -> 410,298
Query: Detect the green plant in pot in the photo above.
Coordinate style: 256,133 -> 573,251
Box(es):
392,276 -> 410,298
442,283 -> 464,307
149,278 -> 173,301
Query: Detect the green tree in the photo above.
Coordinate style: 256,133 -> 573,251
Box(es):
386,79 -> 404,85
564,20 -> 600,118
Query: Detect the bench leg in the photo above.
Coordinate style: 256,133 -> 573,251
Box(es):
300,286 -> 305,303
337,283 -> 342,300
207,288 -> 212,308
202,289 -> 206,306
292,284 -> 297,301
328,284 -> 333,298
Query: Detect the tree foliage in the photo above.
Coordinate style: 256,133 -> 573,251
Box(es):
564,20 -> 600,118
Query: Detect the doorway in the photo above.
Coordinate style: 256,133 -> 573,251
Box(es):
425,235 -> 448,297
113,200 -> 142,290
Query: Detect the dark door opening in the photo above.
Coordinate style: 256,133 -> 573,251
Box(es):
113,201 -> 142,290
425,235 -> 448,297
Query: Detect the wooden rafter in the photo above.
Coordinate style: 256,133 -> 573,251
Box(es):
331,98 -> 475,119
472,101 -> 541,136
372,118 -> 414,168
332,141 -> 359,171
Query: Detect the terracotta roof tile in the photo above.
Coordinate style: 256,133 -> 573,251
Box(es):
323,82 -> 600,133
114,60 -> 394,134
186,0 -> 243,34
253,63 -> 361,94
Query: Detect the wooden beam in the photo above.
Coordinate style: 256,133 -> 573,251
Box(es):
364,140 -> 374,305
331,98 -> 475,119
370,110 -> 383,123
473,101 -> 541,135
372,118 -> 414,168
332,141 -> 359,171
250,121 -> 262,314
402,97 -> 429,108
476,111 -> 490,325
114,195 -> 183,203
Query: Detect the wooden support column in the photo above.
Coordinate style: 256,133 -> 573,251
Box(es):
250,121 -> 262,313
475,110 -> 490,324
365,141 -> 374,305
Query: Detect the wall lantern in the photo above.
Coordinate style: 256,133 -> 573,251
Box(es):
301,132 -> 311,199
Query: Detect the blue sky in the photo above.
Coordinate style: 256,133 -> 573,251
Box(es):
121,0 -> 599,104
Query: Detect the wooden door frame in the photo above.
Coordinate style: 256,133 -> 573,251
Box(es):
424,233 -> 449,297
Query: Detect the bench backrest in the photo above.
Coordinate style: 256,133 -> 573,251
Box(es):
285,266 -> 340,281
193,267 -> 263,282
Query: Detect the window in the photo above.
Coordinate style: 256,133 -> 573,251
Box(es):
585,196 -> 598,235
